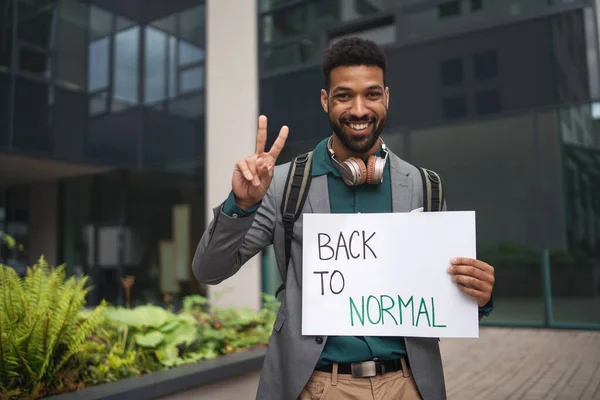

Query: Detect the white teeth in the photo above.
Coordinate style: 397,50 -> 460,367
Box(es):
349,123 -> 368,130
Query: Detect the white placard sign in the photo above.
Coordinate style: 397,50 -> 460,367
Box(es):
302,211 -> 479,338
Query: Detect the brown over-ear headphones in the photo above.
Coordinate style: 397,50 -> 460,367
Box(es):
326,136 -> 389,186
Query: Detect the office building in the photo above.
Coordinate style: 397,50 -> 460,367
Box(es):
1,0 -> 599,329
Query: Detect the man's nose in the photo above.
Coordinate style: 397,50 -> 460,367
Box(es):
350,97 -> 368,117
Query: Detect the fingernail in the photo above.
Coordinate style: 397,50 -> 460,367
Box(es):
447,267 -> 452,273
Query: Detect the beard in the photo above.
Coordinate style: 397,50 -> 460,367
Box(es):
328,111 -> 387,154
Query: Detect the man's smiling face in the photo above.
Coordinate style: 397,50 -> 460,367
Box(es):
321,64 -> 389,155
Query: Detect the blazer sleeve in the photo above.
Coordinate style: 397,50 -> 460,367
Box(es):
191,180 -> 277,285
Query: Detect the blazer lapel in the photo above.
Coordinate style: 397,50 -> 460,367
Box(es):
390,153 -> 413,213
305,174 -> 330,214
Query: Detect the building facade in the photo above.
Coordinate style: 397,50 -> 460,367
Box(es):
0,0 -> 599,329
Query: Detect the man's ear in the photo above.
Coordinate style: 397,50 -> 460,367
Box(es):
321,89 -> 328,112
385,87 -> 390,109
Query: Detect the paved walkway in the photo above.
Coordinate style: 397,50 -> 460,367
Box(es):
440,327 -> 600,400
164,327 -> 600,399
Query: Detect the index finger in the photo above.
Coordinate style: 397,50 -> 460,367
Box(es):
451,257 -> 493,272
256,115 -> 267,155
268,125 -> 289,160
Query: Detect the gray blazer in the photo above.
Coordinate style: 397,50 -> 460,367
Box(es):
192,149 -> 448,400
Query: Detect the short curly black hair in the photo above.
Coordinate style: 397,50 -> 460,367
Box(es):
322,37 -> 387,90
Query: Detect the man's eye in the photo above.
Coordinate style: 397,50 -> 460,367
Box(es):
368,92 -> 382,98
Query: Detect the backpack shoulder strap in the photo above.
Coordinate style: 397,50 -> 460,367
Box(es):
418,167 -> 444,212
275,151 -> 313,297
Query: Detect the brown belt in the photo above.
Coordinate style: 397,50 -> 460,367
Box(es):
315,358 -> 410,378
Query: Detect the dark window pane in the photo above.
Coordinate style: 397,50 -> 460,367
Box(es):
16,0 -> 56,48
89,5 -> 112,40
57,0 -> 87,89
438,1 -> 461,18
261,0 -> 296,12
13,78 -> 53,151
0,74 -> 10,147
442,95 -> 467,119
440,58 -> 463,86
261,5 -> 306,43
180,5 -> 204,46
0,1 -> 14,68
474,50 -> 498,80
116,15 -> 135,32
263,38 -> 320,70
19,46 -> 51,77
307,0 -> 340,31
476,90 -> 501,114
471,0 -> 483,11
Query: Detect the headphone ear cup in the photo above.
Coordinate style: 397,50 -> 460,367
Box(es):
344,157 -> 367,185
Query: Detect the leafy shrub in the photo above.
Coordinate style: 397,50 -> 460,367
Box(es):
0,257 -> 106,399
0,257 -> 280,399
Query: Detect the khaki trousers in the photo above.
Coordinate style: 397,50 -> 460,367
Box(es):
297,362 -> 422,400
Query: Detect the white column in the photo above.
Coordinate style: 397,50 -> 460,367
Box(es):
205,0 -> 261,311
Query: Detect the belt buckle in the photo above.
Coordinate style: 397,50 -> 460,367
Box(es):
350,361 -> 377,378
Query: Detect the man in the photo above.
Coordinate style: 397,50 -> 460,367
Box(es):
192,37 -> 495,400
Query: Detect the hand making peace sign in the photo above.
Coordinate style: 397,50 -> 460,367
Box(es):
232,115 -> 289,210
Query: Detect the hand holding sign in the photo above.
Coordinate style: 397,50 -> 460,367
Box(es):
447,257 -> 495,307
232,115 -> 289,210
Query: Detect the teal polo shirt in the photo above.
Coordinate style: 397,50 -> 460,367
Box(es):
222,137 -> 493,368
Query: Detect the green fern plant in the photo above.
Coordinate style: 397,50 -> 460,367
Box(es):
0,257 -> 106,399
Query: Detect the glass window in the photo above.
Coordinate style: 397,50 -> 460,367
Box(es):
261,5 -> 306,43
116,15 -> 135,32
0,1 -> 14,68
151,14 -> 176,36
168,36 -> 177,98
180,66 -> 204,93
88,37 -> 109,92
113,26 -> 140,109
331,23 -> 396,47
89,91 -> 108,116
16,0 -> 57,48
263,37 -> 321,70
144,26 -> 168,104
474,49 -> 498,80
179,40 -> 205,66
18,45 -> 51,77
438,1 -> 461,18
260,0 -> 296,12
57,0 -> 88,89
179,4 -> 205,46
307,0 -> 340,31
89,5 -> 112,41
440,58 -> 464,86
